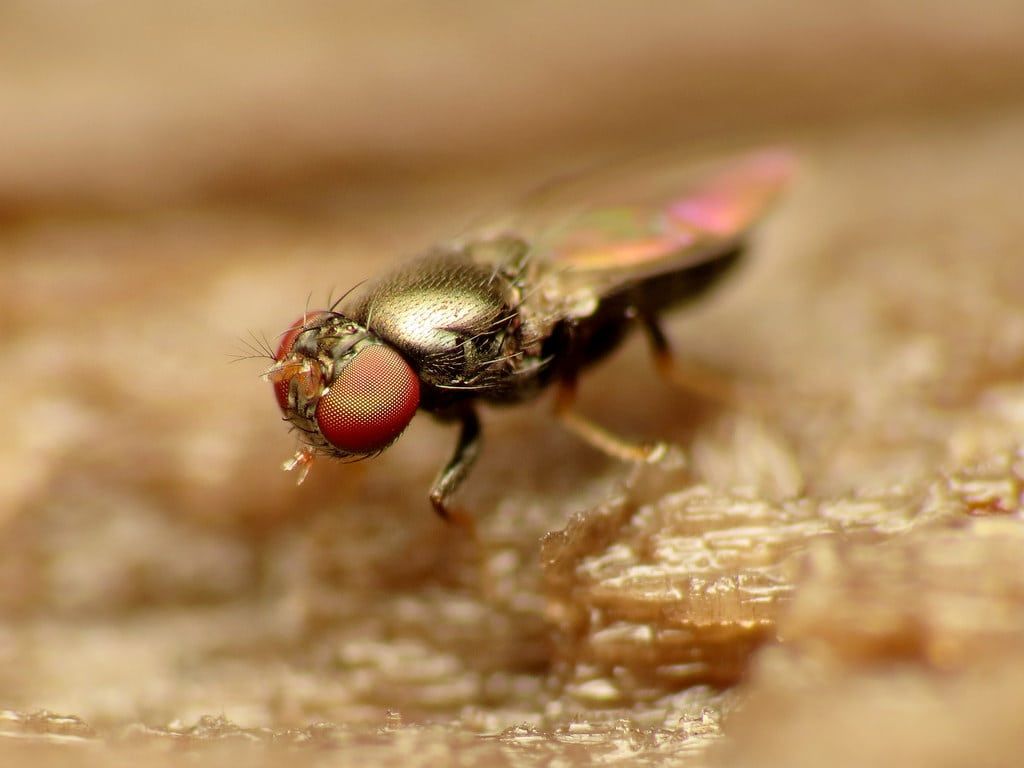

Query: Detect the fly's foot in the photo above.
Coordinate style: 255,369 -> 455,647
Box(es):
642,441 -> 670,464
639,440 -> 690,476
429,494 -> 479,540
647,441 -> 689,474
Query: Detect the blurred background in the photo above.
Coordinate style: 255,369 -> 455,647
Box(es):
2,1 -> 1024,764
3,0 -> 1021,212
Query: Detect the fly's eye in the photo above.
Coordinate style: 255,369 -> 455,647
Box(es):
315,344 -> 420,455
273,311 -> 328,411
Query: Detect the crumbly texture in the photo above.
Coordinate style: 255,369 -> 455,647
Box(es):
2,3 -> 1024,766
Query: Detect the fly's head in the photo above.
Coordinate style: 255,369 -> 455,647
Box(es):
265,311 -> 421,482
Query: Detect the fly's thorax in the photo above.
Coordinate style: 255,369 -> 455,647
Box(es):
345,250 -> 526,389
268,312 -> 421,458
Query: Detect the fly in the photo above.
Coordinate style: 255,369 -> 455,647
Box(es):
263,151 -> 794,522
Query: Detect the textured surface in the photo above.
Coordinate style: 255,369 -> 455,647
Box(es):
2,2 -> 1024,765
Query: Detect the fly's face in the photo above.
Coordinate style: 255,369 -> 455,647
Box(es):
266,311 -> 421,478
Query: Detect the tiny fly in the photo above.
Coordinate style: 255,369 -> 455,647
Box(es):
264,151 -> 793,521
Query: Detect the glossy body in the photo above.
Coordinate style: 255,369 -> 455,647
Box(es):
266,151 -> 791,518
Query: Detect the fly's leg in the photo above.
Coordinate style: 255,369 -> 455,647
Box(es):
555,376 -> 667,463
429,407 -> 481,535
641,312 -> 809,495
640,312 -> 751,407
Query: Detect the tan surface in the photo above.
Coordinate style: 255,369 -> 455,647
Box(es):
2,2 -> 1024,764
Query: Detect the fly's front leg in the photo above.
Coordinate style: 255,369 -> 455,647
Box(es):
555,375 -> 666,463
429,407 -> 481,532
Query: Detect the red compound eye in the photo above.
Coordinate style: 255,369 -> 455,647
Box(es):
315,344 -> 420,454
273,311 -> 328,411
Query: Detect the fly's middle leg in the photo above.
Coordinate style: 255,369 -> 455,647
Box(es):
554,375 -> 667,464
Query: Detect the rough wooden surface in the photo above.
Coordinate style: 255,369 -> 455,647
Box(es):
2,2 -> 1024,765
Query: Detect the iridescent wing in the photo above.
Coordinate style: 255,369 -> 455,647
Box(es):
531,149 -> 794,307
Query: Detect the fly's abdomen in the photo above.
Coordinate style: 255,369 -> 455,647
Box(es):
633,242 -> 745,316
545,242 -> 746,377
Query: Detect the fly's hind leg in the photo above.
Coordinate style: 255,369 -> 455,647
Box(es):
429,407 -> 481,536
555,376 -> 667,464
640,311 -> 807,495
640,312 -> 755,408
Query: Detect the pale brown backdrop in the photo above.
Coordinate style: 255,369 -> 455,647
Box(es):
2,1 -> 1024,765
